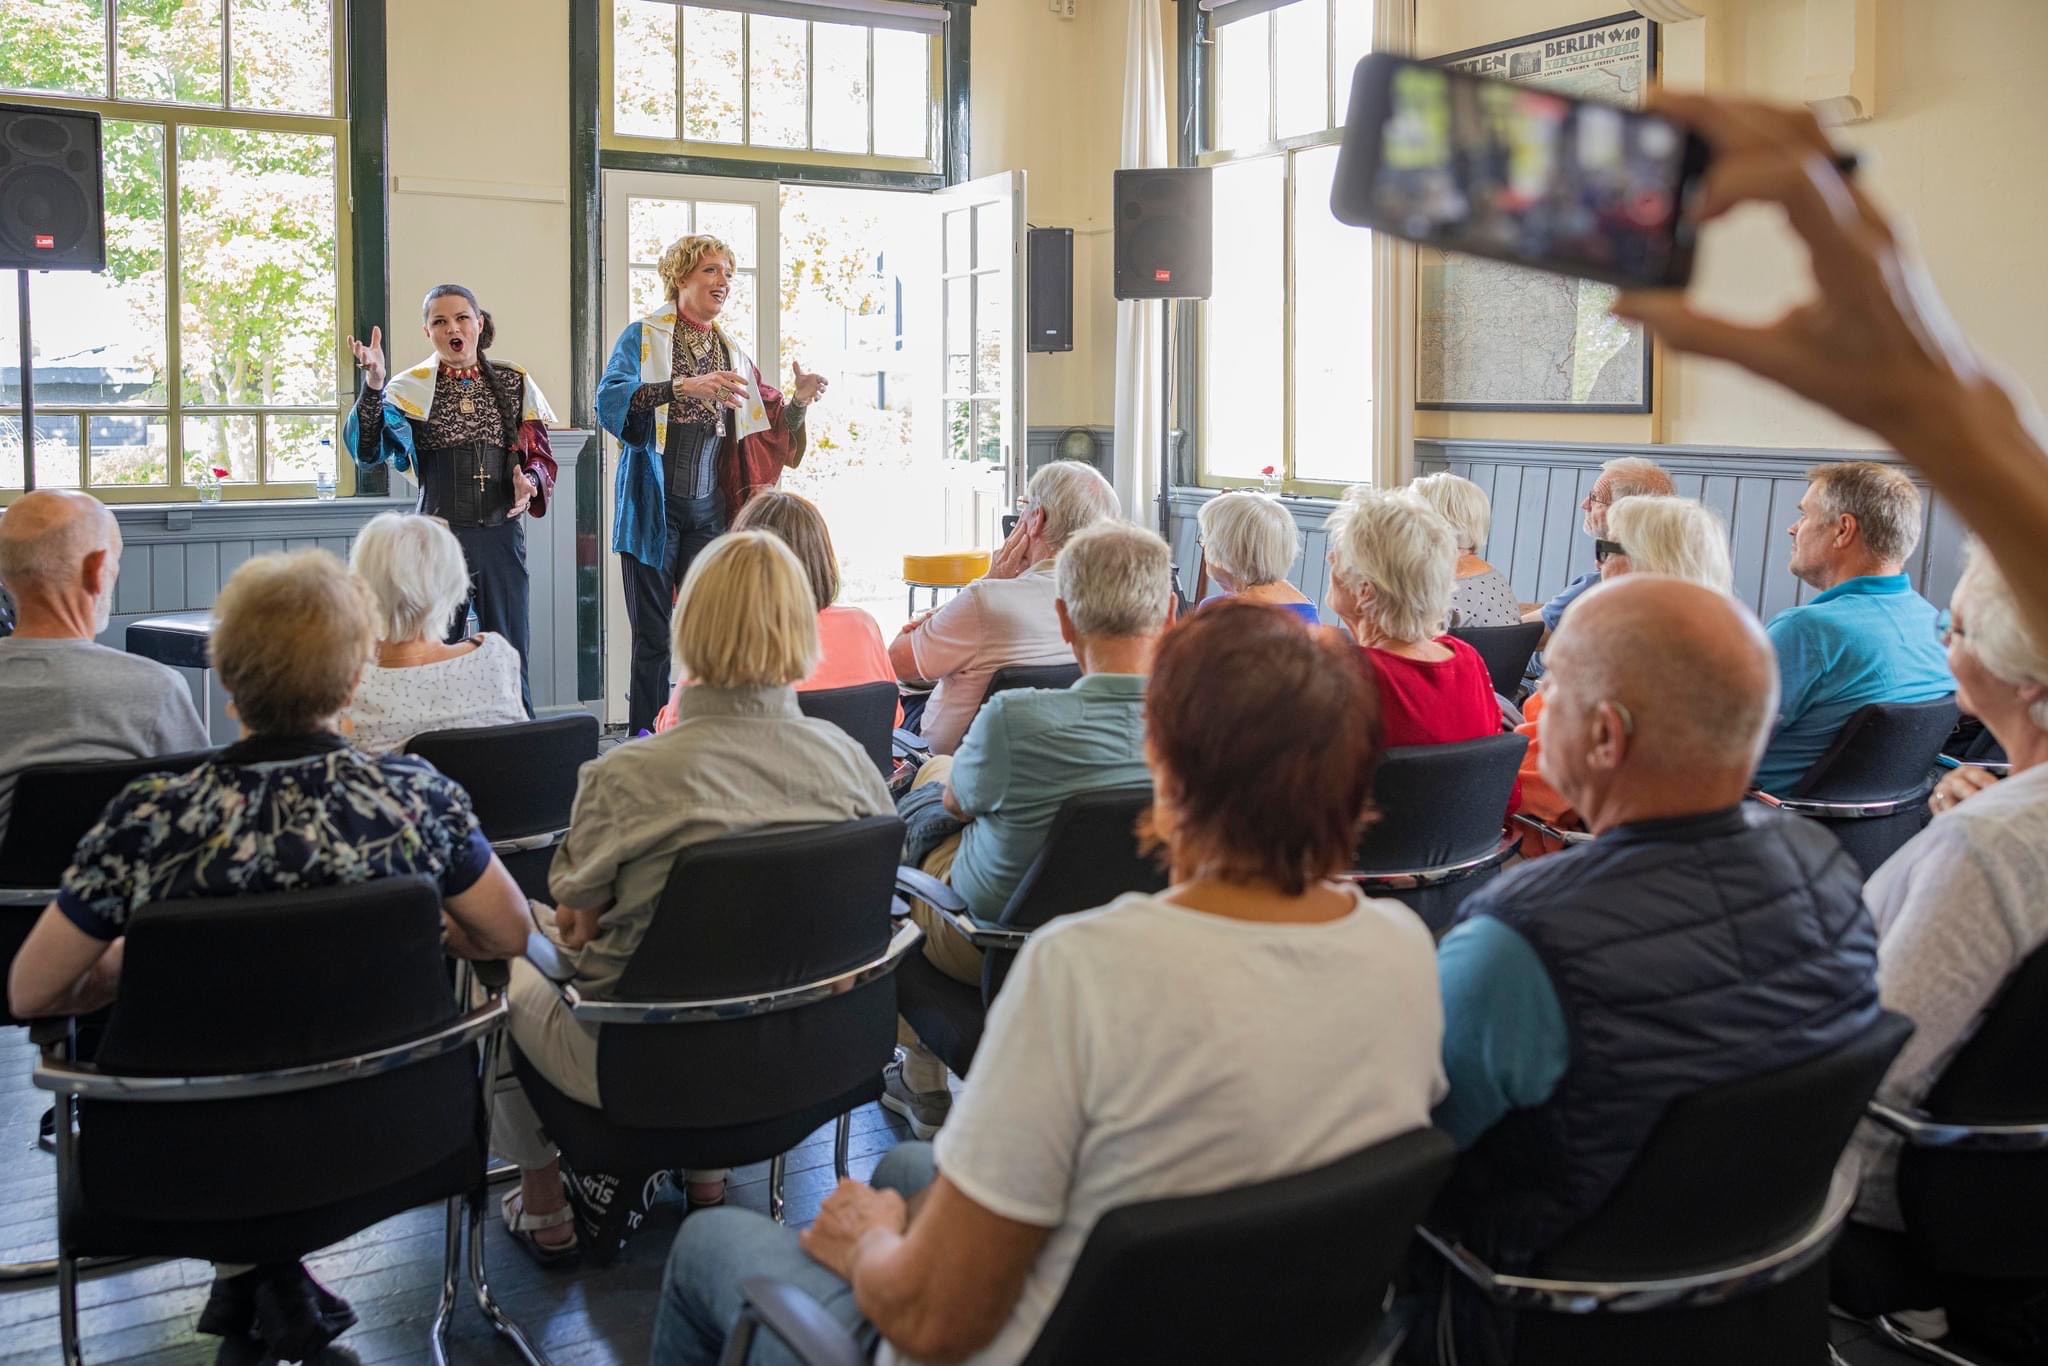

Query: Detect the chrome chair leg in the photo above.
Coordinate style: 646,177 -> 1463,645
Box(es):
833,1112 -> 852,1180
56,1251 -> 82,1366
467,1190 -> 552,1366
1875,1314 -> 1993,1366
770,1153 -> 788,1225
429,1194 -> 462,1366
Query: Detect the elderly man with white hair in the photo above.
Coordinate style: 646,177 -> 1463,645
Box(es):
343,511 -> 528,753
1194,490 -> 1318,623
0,490 -> 208,842
1410,472 -> 1519,627
890,460 -> 1121,755
886,520 -> 1173,1136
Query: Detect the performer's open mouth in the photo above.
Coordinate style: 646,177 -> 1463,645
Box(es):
448,336 -> 466,353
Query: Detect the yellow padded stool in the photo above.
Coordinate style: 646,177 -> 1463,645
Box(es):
902,550 -> 990,616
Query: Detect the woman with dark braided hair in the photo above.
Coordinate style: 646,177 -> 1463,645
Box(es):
344,285 -> 558,712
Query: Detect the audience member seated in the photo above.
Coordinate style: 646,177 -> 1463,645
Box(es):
1754,461 -> 1954,794
652,599 -> 1446,1366
1520,456 -> 1673,646
1423,576 -> 1880,1366
1514,495 -> 1733,853
1847,541 -> 2048,1237
654,489 -> 896,732
885,521 -> 1173,1136
0,490 -> 208,843
1411,472 -> 1519,628
342,512 -> 527,753
5,549 -> 531,1362
889,460 -> 1119,755
494,531 -> 892,1263
1193,489 -> 1318,623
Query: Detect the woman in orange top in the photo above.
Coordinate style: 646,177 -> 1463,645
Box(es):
653,491 -> 898,730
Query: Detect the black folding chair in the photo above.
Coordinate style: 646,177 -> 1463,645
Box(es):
979,662 -> 1082,714
507,816 -> 928,1260
1449,622 -> 1545,700
1751,697 -> 1959,877
896,785 -> 1162,1077
1349,734 -> 1525,935
30,877 -> 544,1366
1422,1011 -> 1913,1366
408,714 -> 599,902
721,1126 -> 1456,1366
797,682 -> 902,780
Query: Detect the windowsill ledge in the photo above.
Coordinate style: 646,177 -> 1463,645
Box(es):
107,495 -> 416,544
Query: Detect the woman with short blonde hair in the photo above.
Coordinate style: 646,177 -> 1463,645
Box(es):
1195,490 -> 1318,624
673,531 -> 821,688
1603,496 -> 1734,594
1409,472 -> 1520,627
343,513 -> 526,753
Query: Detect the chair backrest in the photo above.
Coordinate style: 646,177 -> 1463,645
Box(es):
796,682 -> 898,778
598,816 -> 906,1130
997,785 -> 1164,932
1448,622 -> 1545,699
79,877 -> 479,1223
1786,697 -> 1958,802
1352,734 -> 1526,872
1020,1127 -> 1456,1366
981,662 -> 1082,713
0,749 -> 217,888
407,713 -> 599,842
1535,1010 -> 1913,1280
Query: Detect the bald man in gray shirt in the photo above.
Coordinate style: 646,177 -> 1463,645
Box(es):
0,491 -> 208,843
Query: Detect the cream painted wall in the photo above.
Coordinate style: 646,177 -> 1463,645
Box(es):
383,0 -> 573,417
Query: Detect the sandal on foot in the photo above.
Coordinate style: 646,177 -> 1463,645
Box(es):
500,1187 -> 579,1266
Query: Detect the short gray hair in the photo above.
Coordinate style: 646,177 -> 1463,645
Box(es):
1324,486 -> 1456,644
1601,456 -> 1674,500
1807,460 -> 1923,566
1056,521 -> 1173,638
1030,460 -> 1120,550
1952,540 -> 2048,732
1607,496 -> 1733,594
1407,472 -> 1491,555
349,512 -> 472,644
1196,491 -> 1298,586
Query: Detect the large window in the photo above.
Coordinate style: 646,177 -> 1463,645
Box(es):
0,0 -> 349,503
606,1 -> 941,170
1199,0 -> 1373,491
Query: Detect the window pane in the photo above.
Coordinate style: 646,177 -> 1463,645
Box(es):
118,0 -> 225,106
682,5 -> 742,143
722,270 -> 756,357
812,22 -> 867,155
1201,156 -> 1284,481
1213,15 -> 1269,152
944,275 -> 970,393
0,414 -> 83,489
628,196 -> 693,264
614,0 -> 679,138
748,15 -> 808,150
972,399 -> 1001,464
973,202 -> 1007,272
943,208 -> 970,273
177,126 -> 337,406
872,29 -> 928,159
1275,0 -> 1329,140
182,412 -> 257,484
695,201 -> 757,268
230,0 -> 331,114
0,0 -> 108,98
1332,0 -> 1373,124
974,272 -> 1005,396
90,413 -> 171,486
265,411 -> 333,482
629,265 -> 666,319
945,399 -> 969,463
1292,143 -> 1371,485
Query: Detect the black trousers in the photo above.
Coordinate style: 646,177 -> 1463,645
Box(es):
449,519 -> 533,716
621,490 -> 725,734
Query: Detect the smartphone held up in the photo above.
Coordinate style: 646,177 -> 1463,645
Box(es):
1331,52 -> 1711,291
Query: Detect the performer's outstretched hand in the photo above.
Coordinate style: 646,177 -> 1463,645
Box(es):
347,325 -> 387,390
510,467 -> 537,518
791,361 -> 829,405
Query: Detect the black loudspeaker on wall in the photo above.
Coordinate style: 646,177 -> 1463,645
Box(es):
1113,167 -> 1212,301
0,102 -> 106,272
1027,226 -> 1073,353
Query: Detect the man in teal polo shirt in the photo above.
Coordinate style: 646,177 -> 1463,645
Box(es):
1754,461 -> 1954,794
885,521 -> 1174,1135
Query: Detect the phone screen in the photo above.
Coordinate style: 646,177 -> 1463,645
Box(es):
1333,54 -> 1704,289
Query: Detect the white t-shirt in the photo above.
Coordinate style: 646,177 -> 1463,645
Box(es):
909,562 -> 1073,756
343,633 -> 527,755
888,887 -> 1446,1366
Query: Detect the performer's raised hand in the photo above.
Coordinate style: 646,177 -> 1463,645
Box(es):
791,361 -> 829,405
678,369 -> 749,409
347,325 -> 387,391
509,467 -> 537,518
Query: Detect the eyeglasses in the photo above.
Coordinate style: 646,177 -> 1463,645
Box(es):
1938,615 -> 1967,647
1594,539 -> 1627,564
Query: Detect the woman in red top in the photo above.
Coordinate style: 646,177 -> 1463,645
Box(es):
1325,486 -> 1516,805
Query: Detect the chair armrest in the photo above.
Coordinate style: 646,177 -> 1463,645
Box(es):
565,919 -> 925,1024
492,827 -> 571,856
0,887 -> 55,909
1866,1100 -> 2048,1152
523,932 -> 575,984
1349,832 -> 1521,890
1510,813 -> 1594,847
1745,787 -> 1785,809
727,1278 -> 867,1366
1750,787 -> 1926,818
895,867 -> 1032,950
468,958 -> 512,994
894,866 -> 965,913
891,728 -> 929,756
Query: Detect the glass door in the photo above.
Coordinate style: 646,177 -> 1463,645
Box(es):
933,171 -> 1026,550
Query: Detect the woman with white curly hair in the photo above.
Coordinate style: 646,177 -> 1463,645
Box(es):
1409,472 -> 1520,627
1194,490 -> 1319,623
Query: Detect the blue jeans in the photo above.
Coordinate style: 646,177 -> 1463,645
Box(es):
651,1143 -> 938,1366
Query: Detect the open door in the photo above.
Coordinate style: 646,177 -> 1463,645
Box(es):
932,171 -> 1026,550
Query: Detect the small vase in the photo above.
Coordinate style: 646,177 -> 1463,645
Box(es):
196,472 -> 223,504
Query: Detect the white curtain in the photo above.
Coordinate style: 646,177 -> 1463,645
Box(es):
1111,0 -> 1168,525
1372,0 -> 1418,487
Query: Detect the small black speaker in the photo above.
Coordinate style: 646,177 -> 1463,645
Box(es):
1027,226 -> 1073,353
1114,167 -> 1212,301
0,103 -> 105,272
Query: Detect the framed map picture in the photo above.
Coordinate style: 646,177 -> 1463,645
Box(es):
1417,12 -> 1658,412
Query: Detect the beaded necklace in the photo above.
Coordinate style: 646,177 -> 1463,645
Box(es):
444,363 -> 482,415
